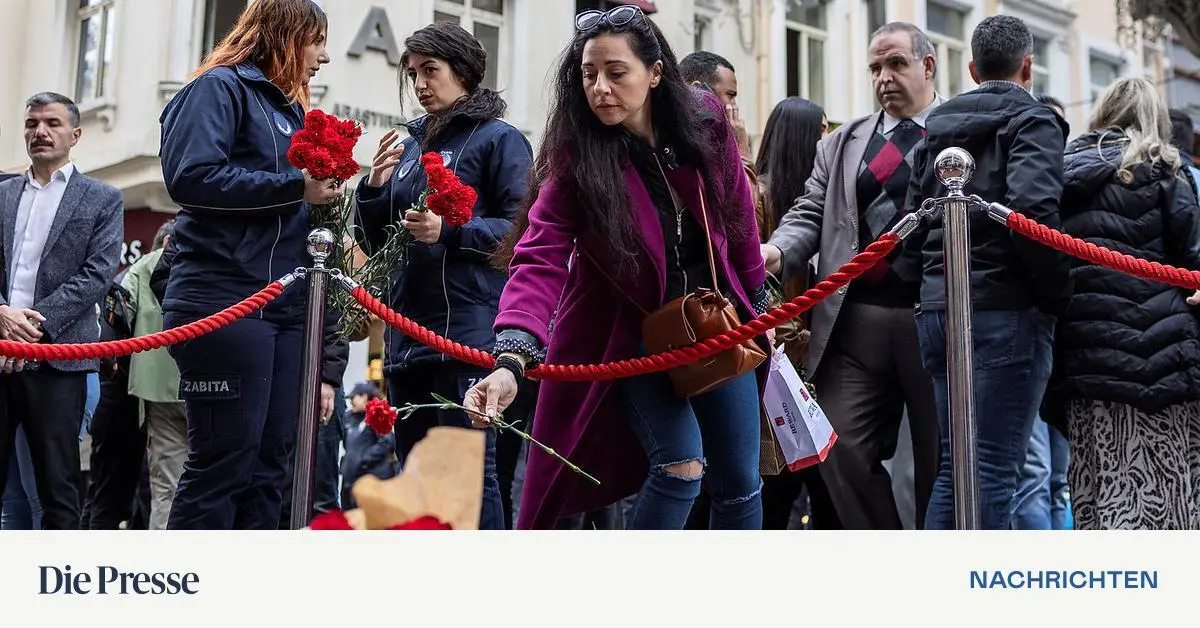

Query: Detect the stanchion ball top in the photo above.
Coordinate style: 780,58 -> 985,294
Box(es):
306,228 -> 336,263
934,147 -> 975,191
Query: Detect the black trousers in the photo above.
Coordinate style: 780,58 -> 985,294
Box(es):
165,314 -> 302,530
388,362 -> 504,530
813,302 -> 940,529
84,369 -> 145,529
0,369 -> 87,529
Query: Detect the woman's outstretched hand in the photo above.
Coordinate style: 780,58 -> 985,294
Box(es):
367,129 -> 404,188
463,368 -> 519,427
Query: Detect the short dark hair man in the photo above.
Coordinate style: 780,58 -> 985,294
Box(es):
908,15 -> 1071,530
680,51 -> 751,158
0,91 -> 124,529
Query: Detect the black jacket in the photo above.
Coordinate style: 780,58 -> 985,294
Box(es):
354,112 -> 532,373
910,82 -> 1073,316
1046,130 -> 1200,415
158,63 -> 310,325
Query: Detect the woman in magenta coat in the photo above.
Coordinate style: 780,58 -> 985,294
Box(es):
464,5 -> 769,530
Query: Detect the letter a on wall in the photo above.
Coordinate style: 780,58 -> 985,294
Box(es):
348,6 -> 401,66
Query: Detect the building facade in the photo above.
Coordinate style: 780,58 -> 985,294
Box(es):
0,0 -> 1169,386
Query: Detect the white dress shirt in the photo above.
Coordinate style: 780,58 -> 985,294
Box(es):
881,93 -> 945,134
8,163 -> 75,310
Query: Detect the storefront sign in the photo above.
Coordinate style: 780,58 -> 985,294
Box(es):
121,209 -> 173,269
348,6 -> 401,67
330,103 -> 405,130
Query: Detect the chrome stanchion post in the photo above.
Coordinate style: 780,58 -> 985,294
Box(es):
290,228 -> 334,530
934,148 -> 981,530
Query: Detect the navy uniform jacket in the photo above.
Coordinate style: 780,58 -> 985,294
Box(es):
354,112 -> 532,373
158,62 -> 346,384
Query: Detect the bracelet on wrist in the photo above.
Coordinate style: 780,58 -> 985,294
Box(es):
493,354 -> 526,382
492,335 -> 545,369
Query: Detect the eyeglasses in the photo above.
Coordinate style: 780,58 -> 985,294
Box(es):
575,5 -> 644,32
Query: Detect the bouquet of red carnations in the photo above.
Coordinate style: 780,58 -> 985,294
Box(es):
285,110 -> 370,338
286,109 -> 363,183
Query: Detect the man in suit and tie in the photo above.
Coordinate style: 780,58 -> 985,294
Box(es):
761,23 -> 942,529
0,91 -> 123,529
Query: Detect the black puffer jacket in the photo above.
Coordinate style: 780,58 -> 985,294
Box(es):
1047,129 -> 1200,415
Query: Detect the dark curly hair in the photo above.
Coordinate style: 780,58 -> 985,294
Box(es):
399,21 -> 506,149
494,12 -> 740,273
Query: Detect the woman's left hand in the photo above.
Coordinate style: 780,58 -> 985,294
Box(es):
403,210 -> 443,244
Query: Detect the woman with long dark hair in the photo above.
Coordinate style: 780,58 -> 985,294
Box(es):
750,96 -> 838,529
754,97 -> 826,237
465,5 -> 770,530
157,0 -> 345,529
354,21 -> 532,531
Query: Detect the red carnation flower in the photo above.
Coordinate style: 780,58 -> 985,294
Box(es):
426,181 -> 476,228
420,152 -> 448,181
310,510 -> 355,530
364,398 -> 398,437
287,109 -> 363,182
416,152 -> 475,228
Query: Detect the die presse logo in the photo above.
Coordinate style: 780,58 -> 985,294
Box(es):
39,565 -> 200,595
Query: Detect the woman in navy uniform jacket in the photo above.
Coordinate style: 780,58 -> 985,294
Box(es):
354,21 -> 533,530
157,0 -> 346,530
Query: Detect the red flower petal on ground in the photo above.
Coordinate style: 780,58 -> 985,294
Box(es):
364,398 -> 398,437
310,510 -> 355,530
387,516 -> 453,530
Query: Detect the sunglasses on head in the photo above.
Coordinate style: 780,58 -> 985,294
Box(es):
575,5 -> 644,32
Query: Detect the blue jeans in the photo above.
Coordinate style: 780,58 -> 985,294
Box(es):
1048,425 -> 1071,529
1013,419 -> 1051,529
80,372 -> 100,440
1,426 -> 42,530
915,308 -> 1055,530
616,369 -> 762,529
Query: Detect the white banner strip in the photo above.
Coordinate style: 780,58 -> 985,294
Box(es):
0,532 -> 1187,626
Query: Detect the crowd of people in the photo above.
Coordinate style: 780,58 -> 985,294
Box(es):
2,0 -> 1200,530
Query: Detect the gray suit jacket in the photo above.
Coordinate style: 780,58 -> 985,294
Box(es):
0,170 -> 124,372
768,112 -> 880,376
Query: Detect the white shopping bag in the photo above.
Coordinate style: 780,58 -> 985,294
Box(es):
761,347 -> 837,471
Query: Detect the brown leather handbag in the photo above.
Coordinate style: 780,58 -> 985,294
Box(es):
640,177 -> 767,398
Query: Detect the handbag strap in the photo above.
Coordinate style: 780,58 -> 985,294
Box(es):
583,170 -> 722,313
691,172 -> 721,293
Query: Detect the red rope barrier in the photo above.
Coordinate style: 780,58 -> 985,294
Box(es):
1006,212 -> 1200,291
351,233 -> 901,382
0,282 -> 286,361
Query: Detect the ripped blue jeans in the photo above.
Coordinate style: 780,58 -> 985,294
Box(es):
617,369 -> 762,530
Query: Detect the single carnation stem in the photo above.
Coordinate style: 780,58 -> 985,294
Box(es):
394,394 -> 602,486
